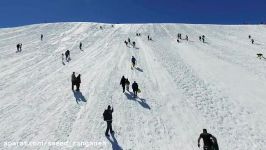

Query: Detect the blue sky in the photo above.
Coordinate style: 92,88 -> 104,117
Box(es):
0,0 -> 265,27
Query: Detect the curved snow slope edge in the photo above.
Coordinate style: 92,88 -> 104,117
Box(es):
0,23 -> 266,150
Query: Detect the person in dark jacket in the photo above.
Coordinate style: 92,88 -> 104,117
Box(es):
103,105 -> 114,136
251,39 -> 254,44
71,72 -> 76,91
76,74 -> 81,91
65,50 -> 70,62
198,129 -> 218,150
131,56 -> 136,68
132,41 -> 136,48
124,40 -> 128,46
128,38 -> 131,43
132,81 -> 138,97
16,44 -> 20,52
79,42 -> 82,50
41,34 -> 43,41
120,76 -> 126,93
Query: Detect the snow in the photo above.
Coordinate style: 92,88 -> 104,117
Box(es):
0,22 -> 266,150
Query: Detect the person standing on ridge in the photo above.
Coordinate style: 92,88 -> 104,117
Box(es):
76,74 -> 81,91
132,81 -> 138,98
131,56 -> 136,68
71,72 -> 76,91
198,129 -> 219,150
103,105 -> 114,136
41,34 -> 43,41
120,76 -> 126,93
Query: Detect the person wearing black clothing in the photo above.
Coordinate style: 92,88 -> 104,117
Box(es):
79,42 -> 82,50
131,56 -> 136,68
120,76 -> 126,93
16,44 -> 20,52
65,50 -> 70,61
198,129 -> 218,150
103,105 -> 114,136
132,81 -> 138,97
128,38 -> 131,43
251,39 -> 254,44
132,41 -> 136,48
71,72 -> 76,90
76,74 -> 81,91
41,34 -> 43,41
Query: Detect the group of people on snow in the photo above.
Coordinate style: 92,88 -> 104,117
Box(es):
124,38 -> 136,48
120,76 -> 139,98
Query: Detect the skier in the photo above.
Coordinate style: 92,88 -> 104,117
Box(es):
65,50 -> 70,62
199,36 -> 202,41
251,39 -> 254,44
177,39 -> 180,43
41,34 -> 43,41
185,35 -> 188,41
125,78 -> 130,91
76,74 -> 81,91
128,38 -> 131,43
198,129 -> 218,150
148,35 -> 150,40
248,35 -> 251,39
120,76 -> 126,93
71,72 -> 76,91
132,81 -> 138,98
79,42 -> 82,50
103,105 -> 114,136
131,56 -> 136,68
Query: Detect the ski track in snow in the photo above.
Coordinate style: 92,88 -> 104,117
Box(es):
0,23 -> 266,150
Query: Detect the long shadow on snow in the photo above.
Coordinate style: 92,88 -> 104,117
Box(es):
136,67 -> 143,72
124,92 -> 151,110
73,91 -> 87,104
106,133 -> 122,150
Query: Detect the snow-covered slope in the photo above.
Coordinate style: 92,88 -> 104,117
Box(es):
0,23 -> 266,150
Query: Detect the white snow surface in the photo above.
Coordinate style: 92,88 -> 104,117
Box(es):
0,22 -> 266,150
